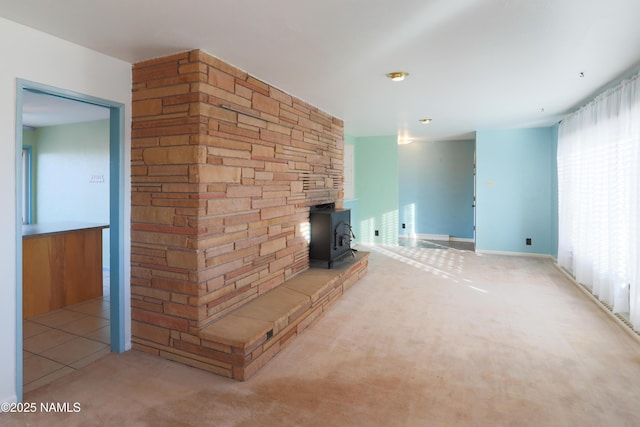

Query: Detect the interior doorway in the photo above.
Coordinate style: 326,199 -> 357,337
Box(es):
398,139 -> 476,247
15,80 -> 126,400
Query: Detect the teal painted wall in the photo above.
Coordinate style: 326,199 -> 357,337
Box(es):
398,139 -> 475,239
476,127 -> 555,255
352,135 -> 399,244
33,120 -> 111,267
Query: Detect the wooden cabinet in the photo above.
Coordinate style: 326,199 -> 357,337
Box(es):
23,223 -> 107,318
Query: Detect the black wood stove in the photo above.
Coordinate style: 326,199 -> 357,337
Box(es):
309,204 -> 355,268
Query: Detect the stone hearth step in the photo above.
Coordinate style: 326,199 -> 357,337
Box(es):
199,251 -> 369,380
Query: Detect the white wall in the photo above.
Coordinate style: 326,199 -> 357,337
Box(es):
0,17 -> 132,403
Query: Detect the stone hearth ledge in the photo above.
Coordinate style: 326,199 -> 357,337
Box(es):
199,251 -> 369,380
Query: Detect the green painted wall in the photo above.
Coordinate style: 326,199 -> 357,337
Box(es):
352,135 -> 399,244
22,128 -> 36,144
32,120 -> 111,267
22,129 -> 37,223
343,135 -> 358,242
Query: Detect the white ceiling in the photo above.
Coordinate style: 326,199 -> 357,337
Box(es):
5,0 -> 640,141
22,91 -> 109,128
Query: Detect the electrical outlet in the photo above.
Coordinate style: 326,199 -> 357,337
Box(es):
402,223 -> 406,229
526,238 -> 532,246
375,230 -> 379,236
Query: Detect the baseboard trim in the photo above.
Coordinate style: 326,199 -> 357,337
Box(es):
475,249 -> 554,259
450,237 -> 474,243
399,233 -> 448,241
399,234 -> 474,243
554,263 -> 640,345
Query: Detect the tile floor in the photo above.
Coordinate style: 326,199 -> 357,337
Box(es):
22,270 -> 111,393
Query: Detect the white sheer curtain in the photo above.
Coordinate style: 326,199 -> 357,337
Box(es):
557,72 -> 640,330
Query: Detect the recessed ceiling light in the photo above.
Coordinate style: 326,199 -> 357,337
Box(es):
419,118 -> 432,124
386,71 -> 409,81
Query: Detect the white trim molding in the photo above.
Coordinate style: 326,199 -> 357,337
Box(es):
554,263 -> 640,345
475,249 -> 554,259
399,233 -> 474,243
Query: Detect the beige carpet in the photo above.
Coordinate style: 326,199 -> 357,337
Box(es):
5,244 -> 640,426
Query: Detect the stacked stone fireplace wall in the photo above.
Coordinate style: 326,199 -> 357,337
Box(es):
131,50 -> 344,370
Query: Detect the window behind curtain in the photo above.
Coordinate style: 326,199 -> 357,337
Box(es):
557,72 -> 640,329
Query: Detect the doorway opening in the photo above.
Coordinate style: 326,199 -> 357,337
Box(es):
15,80 -> 126,400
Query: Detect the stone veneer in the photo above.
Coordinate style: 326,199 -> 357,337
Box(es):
130,49 -> 350,377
